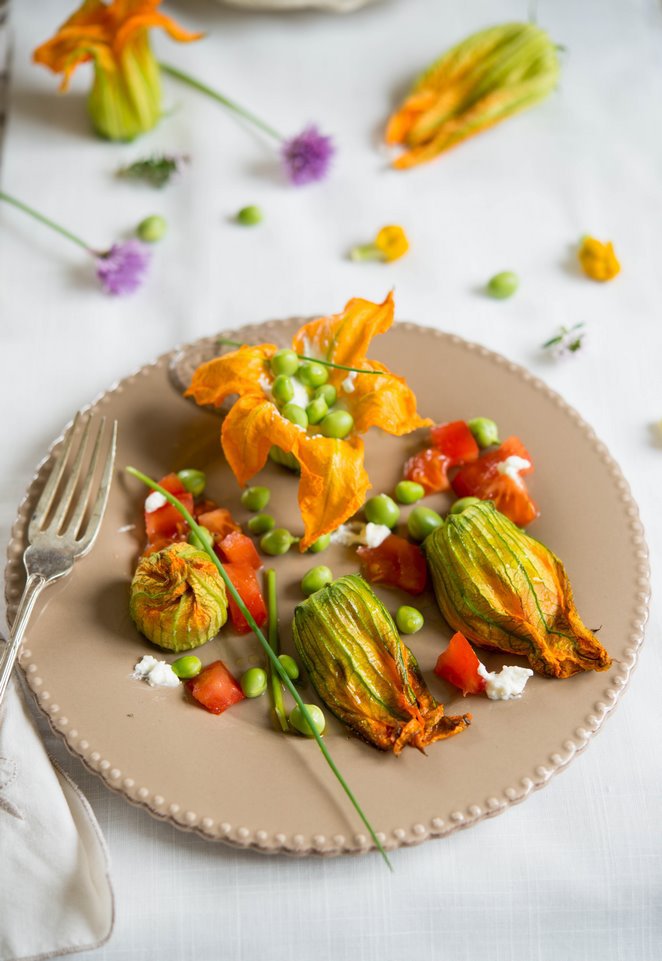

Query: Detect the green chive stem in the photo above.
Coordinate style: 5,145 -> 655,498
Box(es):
217,338 -> 381,378
0,190 -> 91,252
126,466 -> 392,870
265,568 -> 288,733
159,63 -> 283,142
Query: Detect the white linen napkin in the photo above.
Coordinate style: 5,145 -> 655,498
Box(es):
0,676 -> 114,961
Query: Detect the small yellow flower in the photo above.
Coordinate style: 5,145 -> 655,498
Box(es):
350,225 -> 409,263
578,236 -> 621,282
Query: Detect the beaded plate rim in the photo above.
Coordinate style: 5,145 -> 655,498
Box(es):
4,319 -> 650,857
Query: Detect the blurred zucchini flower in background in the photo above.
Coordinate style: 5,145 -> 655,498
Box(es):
385,22 -> 560,169
33,0 -> 202,141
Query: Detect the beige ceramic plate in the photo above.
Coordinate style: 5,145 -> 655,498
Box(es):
5,320 -> 650,857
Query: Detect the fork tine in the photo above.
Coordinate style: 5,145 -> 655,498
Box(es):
65,417 -> 106,541
75,419 -> 117,556
45,415 -> 93,535
28,412 -> 82,541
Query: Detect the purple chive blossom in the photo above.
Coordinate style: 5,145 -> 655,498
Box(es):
281,125 -> 334,186
95,240 -> 151,296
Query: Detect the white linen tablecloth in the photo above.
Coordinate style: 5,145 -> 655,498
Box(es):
1,0 -> 660,958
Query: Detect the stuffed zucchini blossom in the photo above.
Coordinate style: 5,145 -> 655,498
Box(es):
33,0 -> 202,141
186,293 -> 431,550
130,542 -> 228,651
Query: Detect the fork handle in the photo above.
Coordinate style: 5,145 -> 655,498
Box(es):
0,574 -> 47,708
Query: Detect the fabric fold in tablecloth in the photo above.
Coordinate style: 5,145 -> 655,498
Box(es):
0,677 -> 114,961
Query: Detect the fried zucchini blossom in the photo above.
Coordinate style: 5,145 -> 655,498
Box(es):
130,542 -> 228,651
424,501 -> 611,678
292,574 -> 470,754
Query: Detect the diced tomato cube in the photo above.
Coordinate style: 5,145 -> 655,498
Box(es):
144,473 -> 194,544
218,531 -> 262,570
429,420 -> 479,467
434,632 -> 486,696
222,562 -> 268,634
404,447 -> 451,495
357,534 -> 427,595
186,660 -> 245,715
451,436 -> 538,527
197,508 -> 241,540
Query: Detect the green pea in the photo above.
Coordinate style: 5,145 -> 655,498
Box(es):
298,362 -> 328,389
314,384 -> 337,407
364,494 -> 400,528
177,468 -> 206,497
307,533 -> 331,554
396,606 -> 424,635
450,497 -> 482,515
137,214 -> 167,242
247,513 -> 275,534
289,703 -> 326,737
301,565 -> 333,596
269,446 -> 300,472
241,667 -> 268,698
187,526 -> 215,551
306,396 -> 328,426
270,349 -> 299,376
236,205 -> 262,226
408,505 -> 443,541
171,655 -> 202,679
487,271 -> 519,299
282,403 -> 309,429
272,374 -> 295,405
278,654 -> 300,681
468,417 -> 500,449
319,409 -> 354,439
241,486 -> 271,512
260,528 -> 298,556
394,480 -> 425,505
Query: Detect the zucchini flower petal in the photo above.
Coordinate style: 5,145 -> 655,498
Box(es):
130,542 -> 228,651
386,22 -> 560,168
185,293 -> 431,549
424,500 -> 612,678
292,574 -> 471,754
33,0 -> 202,141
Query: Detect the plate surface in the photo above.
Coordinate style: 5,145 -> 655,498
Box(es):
5,320 -> 650,857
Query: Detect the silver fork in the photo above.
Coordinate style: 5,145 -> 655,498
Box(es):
0,413 -> 117,707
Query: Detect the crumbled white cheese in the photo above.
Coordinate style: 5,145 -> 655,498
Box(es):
258,373 -> 272,394
133,655 -> 180,688
363,523 -> 392,548
330,522 -> 365,546
477,663 -> 533,700
330,522 -> 391,548
144,491 -> 167,513
342,371 -> 358,393
495,456 -> 531,484
289,377 -> 311,410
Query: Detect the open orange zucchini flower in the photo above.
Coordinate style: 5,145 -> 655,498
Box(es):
186,294 -> 431,550
33,0 -> 202,141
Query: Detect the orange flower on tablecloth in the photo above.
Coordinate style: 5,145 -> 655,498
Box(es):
185,293 -> 431,550
33,0 -> 202,141
577,236 -> 621,282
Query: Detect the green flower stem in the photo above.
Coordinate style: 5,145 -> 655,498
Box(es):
0,190 -> 91,252
349,243 -> 384,262
126,466 -> 392,870
217,338 -> 381,377
265,568 -> 288,733
159,62 -> 283,142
